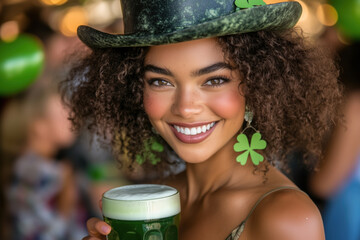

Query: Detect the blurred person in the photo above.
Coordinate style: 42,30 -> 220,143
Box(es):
310,42 -> 360,240
0,79 -> 87,240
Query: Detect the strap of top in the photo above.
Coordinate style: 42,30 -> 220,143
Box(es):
226,186 -> 307,240
243,186 -> 305,223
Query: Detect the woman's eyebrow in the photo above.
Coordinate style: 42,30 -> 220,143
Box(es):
191,62 -> 234,77
144,62 -> 234,77
144,65 -> 174,76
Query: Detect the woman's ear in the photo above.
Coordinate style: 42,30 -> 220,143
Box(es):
233,68 -> 245,96
238,80 -> 245,96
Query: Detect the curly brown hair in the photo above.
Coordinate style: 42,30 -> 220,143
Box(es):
61,29 -> 342,177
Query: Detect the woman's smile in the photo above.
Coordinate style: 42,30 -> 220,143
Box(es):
169,121 -> 218,144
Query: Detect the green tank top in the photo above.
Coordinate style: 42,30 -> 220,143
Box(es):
225,186 -> 306,240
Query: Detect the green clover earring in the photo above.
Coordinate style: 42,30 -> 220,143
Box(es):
233,107 -> 267,165
135,137 -> 164,165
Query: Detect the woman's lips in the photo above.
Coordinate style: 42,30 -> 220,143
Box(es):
169,121 -> 218,144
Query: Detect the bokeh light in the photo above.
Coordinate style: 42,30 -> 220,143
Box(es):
0,21 -> 20,42
110,0 -> 123,18
316,4 -> 338,27
297,1 -> 310,26
40,0 -> 68,6
84,0 -> 122,27
296,1 -> 324,37
86,1 -> 116,26
59,7 -> 88,37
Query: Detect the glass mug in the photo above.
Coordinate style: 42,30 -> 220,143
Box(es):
102,184 -> 181,240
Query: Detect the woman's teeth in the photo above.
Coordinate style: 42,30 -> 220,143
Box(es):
173,122 -> 215,136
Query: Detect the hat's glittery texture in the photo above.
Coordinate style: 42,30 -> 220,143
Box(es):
77,0 -> 302,48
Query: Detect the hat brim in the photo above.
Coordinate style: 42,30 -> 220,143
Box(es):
78,2 -> 302,48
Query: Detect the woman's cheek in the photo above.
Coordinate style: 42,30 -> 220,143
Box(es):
143,91 -> 169,120
209,90 -> 245,119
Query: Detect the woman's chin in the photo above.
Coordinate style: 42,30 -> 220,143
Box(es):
176,152 -> 211,165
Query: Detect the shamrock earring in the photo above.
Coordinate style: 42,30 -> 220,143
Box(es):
135,137 -> 164,165
233,107 -> 267,165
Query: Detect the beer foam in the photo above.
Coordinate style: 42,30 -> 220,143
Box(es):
102,184 -> 181,221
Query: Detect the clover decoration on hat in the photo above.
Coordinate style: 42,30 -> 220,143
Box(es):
77,0 -> 302,48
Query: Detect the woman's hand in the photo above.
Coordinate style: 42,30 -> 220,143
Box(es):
82,217 -> 111,240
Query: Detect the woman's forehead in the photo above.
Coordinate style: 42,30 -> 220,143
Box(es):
145,37 -> 225,65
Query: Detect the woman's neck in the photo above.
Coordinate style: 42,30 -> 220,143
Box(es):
183,137 -> 256,203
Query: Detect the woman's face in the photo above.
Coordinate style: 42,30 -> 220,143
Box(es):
143,38 -> 245,163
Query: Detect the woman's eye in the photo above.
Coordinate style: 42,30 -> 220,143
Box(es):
203,78 -> 229,87
148,79 -> 172,87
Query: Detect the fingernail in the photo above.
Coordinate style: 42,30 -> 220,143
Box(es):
102,226 -> 111,234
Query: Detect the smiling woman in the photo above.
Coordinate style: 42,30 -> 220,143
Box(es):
61,0 -> 342,239
64,30 -> 339,176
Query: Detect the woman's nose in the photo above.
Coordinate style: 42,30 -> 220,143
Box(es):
171,87 -> 203,118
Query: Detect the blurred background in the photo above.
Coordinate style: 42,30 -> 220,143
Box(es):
0,0 -> 359,239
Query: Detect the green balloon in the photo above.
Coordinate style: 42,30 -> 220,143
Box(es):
0,34 -> 45,96
331,0 -> 360,40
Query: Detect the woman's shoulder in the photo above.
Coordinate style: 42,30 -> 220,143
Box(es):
245,187 -> 325,240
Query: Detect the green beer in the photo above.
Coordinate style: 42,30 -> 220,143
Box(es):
102,184 -> 181,240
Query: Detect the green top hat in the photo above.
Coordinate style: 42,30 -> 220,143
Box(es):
77,0 -> 302,48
